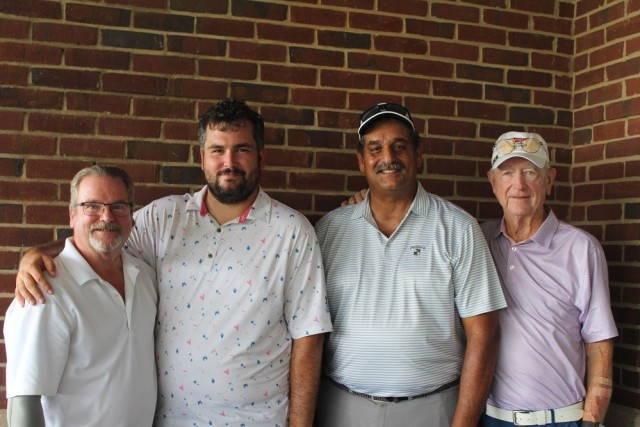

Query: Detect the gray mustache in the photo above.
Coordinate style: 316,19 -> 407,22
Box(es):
90,222 -> 122,232
374,162 -> 405,173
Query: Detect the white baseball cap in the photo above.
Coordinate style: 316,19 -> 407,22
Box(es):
491,131 -> 549,169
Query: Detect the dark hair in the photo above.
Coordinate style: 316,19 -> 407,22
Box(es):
198,99 -> 265,150
70,165 -> 134,208
357,119 -> 420,153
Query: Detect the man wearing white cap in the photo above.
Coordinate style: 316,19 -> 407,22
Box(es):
480,132 -> 618,427
315,103 -> 507,426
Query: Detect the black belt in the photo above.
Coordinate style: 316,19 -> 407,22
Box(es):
331,377 -> 460,403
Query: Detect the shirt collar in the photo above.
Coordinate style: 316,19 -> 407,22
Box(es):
498,207 -> 558,248
188,185 -> 272,225
350,182 -> 428,222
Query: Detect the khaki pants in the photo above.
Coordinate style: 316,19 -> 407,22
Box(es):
316,376 -> 459,427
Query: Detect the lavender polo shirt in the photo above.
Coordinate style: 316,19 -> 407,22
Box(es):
481,210 -> 618,411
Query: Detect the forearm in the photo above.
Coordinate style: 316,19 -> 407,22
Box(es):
451,312 -> 500,427
288,333 -> 325,427
8,396 -> 45,427
583,339 -> 614,422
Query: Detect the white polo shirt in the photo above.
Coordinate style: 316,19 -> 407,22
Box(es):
4,239 -> 158,427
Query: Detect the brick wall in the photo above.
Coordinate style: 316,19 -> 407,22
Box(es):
0,0 -> 637,418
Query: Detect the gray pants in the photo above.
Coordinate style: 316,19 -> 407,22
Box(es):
316,377 -> 459,427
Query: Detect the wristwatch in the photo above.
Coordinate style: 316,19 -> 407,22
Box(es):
581,422 -> 604,427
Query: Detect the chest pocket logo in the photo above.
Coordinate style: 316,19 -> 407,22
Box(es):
411,245 -> 425,256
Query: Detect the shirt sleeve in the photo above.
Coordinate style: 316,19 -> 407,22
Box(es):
282,223 -> 332,339
4,298 -> 72,397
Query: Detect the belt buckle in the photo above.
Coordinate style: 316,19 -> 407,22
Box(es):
512,410 -> 531,426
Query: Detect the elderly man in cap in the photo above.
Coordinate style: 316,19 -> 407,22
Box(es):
315,102 -> 507,427
480,132 -> 618,427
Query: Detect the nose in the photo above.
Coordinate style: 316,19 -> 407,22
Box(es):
513,171 -> 528,189
222,150 -> 236,167
99,204 -> 116,221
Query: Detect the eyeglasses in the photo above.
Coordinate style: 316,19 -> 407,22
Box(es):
77,202 -> 133,217
493,137 -> 546,156
359,103 -> 415,131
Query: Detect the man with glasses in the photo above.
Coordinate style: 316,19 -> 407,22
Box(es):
479,132 -> 618,427
314,103 -> 506,426
14,99 -> 332,426
4,166 -> 157,427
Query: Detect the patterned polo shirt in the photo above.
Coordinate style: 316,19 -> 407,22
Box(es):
127,186 -> 332,426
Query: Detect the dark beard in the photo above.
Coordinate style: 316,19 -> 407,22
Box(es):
209,167 -> 260,204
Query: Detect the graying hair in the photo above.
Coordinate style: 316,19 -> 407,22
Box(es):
69,165 -> 134,208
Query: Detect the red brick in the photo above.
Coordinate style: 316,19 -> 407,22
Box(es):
532,52 -> 571,72
320,70 -> 376,89
574,106 -> 605,128
66,92 -> 130,115
229,41 -> 287,62
318,30 -> 371,50
0,158 -> 24,177
260,106 -> 315,126
0,134 -> 56,155
457,64 -> 503,83
606,224 -> 640,241
606,138 -> 640,158
231,0 -> 287,20
374,35 -> 428,55
167,36 -> 226,57
606,98 -> 640,120
291,88 -> 346,109
289,172 -> 345,191
607,56 -> 640,81
574,144 -> 604,163
630,118 -> 640,136
534,90 -> 570,109
132,54 -> 195,76
26,159 -> 90,180
593,121 -> 625,142
0,0 -> 62,19
458,101 -> 506,121
28,113 -> 94,135
483,47 -> 529,67
573,183 -> 604,202
265,148 -> 313,168
606,13 -> 640,42
507,70 -> 553,88
26,205 -> 69,225
576,30 -> 605,55
605,181 -> 640,200
588,82 -> 623,105
287,129 -> 345,149
432,3 -> 480,23
483,9 -> 529,29
103,73 -> 167,96
511,0 -> 555,15
427,158 -> 478,177
379,75 -> 430,94
261,169 -> 288,189
60,137 -> 125,159
509,32 -> 555,51
0,111 -> 24,131
134,11 -> 194,33
66,3 -> 131,26
230,82 -> 289,104
347,52 -> 399,72
404,58 -> 454,78
33,22 -> 98,45
460,25 -> 507,46
197,17 -> 252,38
127,141 -> 193,163
0,64 -> 28,85
261,64 -> 317,86
291,47 -> 345,68
406,19 -> 455,39
65,48 -> 130,70
0,42 -> 62,65
590,42 -> 625,69
349,12 -> 403,32
428,118 -> 477,138
98,117 -> 161,139
133,98 -> 195,120
0,250 -> 20,270
102,29 -> 164,51
167,78 -> 228,100
163,121 -> 198,142
534,16 -> 572,35
291,6 -> 346,27
105,0 -> 167,8
316,151 -> 356,171
32,68 -> 100,90
257,23 -> 314,44
576,0 -> 606,18
430,40 -> 479,61
0,182 -> 58,201
589,162 -> 624,180
0,17 -> 29,39
0,227 -> 54,247
378,0 -> 428,15
435,81 -> 483,100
